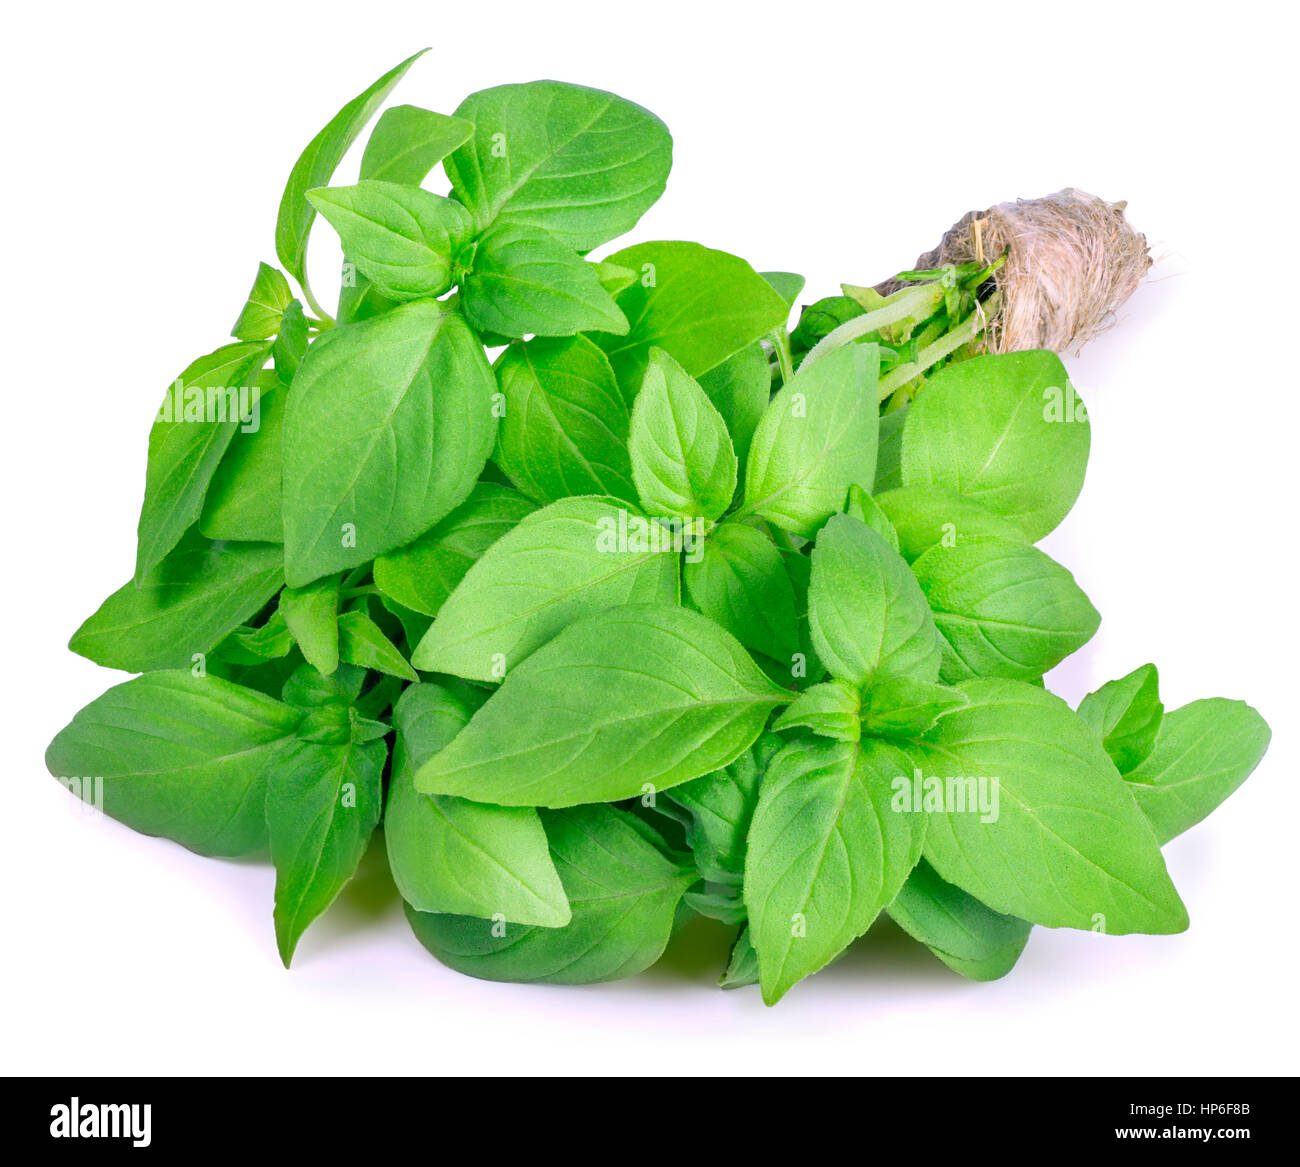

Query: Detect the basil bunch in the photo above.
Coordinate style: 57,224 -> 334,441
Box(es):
46,52 -> 1270,1003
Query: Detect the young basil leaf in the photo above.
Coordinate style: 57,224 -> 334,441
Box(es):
461,224 -> 628,338
410,496 -> 679,681
198,370 -> 285,543
213,607 -> 294,665
808,513 -> 941,690
281,574 -> 341,676
900,351 -> 1090,541
306,180 -> 474,301
336,270 -> 399,325
1125,698 -> 1271,845
860,676 -> 969,740
232,262 -> 293,341
272,299 -> 309,383
135,341 -> 268,581
887,858 -> 1033,982
875,484 -> 1030,562
683,521 -> 799,663
845,484 -> 900,552
760,271 -> 805,312
267,709 -> 388,965
591,259 -> 638,296
744,735 -> 926,1004
336,608 -> 417,681
45,672 -> 301,856
358,104 -> 474,185
71,533 -> 283,673
910,537 -> 1100,683
697,342 -> 770,468
875,404 -> 907,492
912,678 -> 1188,933
630,348 -> 737,521
445,81 -> 672,250
772,679 -> 860,742
743,345 -> 879,538
1076,663 -> 1163,775
275,49 -> 427,286
282,661 -> 366,711
414,604 -> 788,806
720,925 -> 760,989
664,731 -> 781,887
491,336 -> 635,506
406,804 -> 694,984
790,294 -> 865,356
374,483 -> 537,617
596,241 -> 789,392
282,300 -> 496,586
386,683 -> 569,925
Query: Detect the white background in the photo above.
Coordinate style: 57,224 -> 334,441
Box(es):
3,0 -> 1297,1076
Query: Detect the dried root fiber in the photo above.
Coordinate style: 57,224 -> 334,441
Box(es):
879,188 -> 1151,355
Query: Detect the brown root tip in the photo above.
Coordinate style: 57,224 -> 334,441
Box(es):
878,188 -> 1152,355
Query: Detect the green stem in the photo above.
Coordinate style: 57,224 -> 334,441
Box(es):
800,283 -> 945,369
876,291 -> 1000,402
771,327 -> 796,386
300,273 -> 336,329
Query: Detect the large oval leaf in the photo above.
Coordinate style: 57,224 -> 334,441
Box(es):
282,300 -> 496,586
410,496 -> 679,681
414,604 -> 789,807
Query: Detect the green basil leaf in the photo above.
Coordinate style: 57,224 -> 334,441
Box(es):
808,513 -> 940,689
274,49 -> 427,285
213,608 -> 293,665
280,574 -> 341,676
1125,699 -> 1271,845
860,676 -> 969,740
492,336 -> 635,506
135,342 -> 268,580
591,259 -> 638,296
1077,663 -> 1163,774
359,104 -> 474,185
874,404 -> 907,492
875,484 -> 1030,562
267,711 -> 387,965
336,270 -> 399,325
445,81 -> 671,250
374,482 -> 537,617
900,351 -> 1090,541
630,348 -> 737,521
336,608 -> 417,681
845,484 -> 900,552
743,345 -> 879,538
386,683 -> 569,925
597,241 -> 789,392
912,678 -> 1188,933
198,370 -> 285,543
684,520 -> 798,663
306,180 -> 474,301
760,270 -> 805,311
406,804 -> 694,984
697,342 -> 770,468
720,925 -> 760,988
911,537 -> 1100,683
231,262 -> 292,341
665,731 -> 780,887
45,672 -> 301,856
414,604 -> 788,806
272,299 -> 309,383
461,224 -> 628,338
72,533 -> 283,673
282,300 -> 496,586
282,661 -> 365,711
887,858 -> 1032,982
410,496 -> 679,681
745,735 -> 926,1004
772,679 -> 861,742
